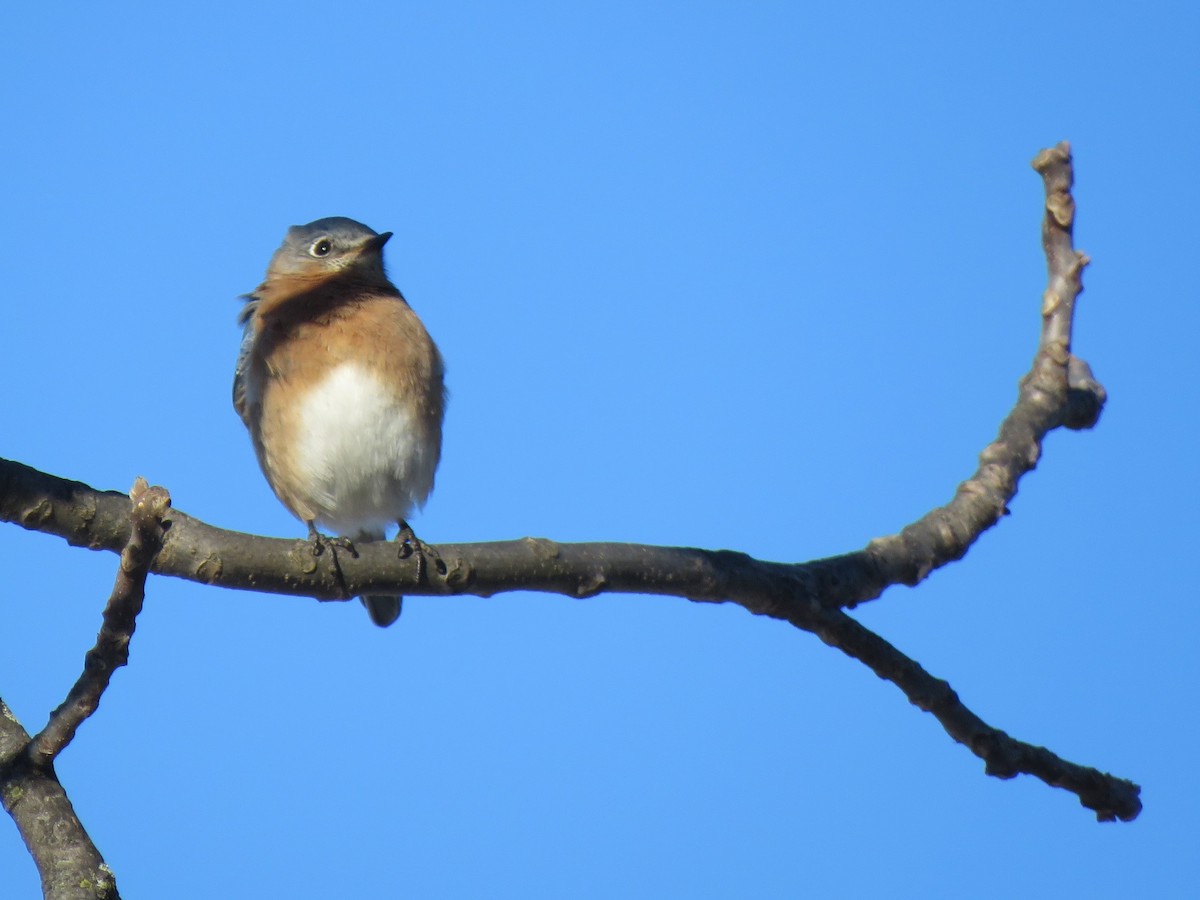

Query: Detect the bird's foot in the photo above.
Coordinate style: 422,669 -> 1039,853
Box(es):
305,523 -> 360,559
395,520 -> 446,578
303,522 -> 358,599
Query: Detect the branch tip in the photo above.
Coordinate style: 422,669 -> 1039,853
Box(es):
1031,140 -> 1072,175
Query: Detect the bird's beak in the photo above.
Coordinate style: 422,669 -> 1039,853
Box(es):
367,231 -> 393,252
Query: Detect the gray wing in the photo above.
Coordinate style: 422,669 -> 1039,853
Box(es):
232,297 -> 258,425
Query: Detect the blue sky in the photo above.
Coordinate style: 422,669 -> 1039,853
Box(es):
2,2 -> 1198,897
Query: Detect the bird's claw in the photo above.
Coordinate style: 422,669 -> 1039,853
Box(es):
396,520 -> 446,577
306,524 -> 360,559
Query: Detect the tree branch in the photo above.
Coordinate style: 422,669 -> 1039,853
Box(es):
27,479 -> 170,765
2,706 -> 119,899
0,478 -> 168,897
808,606 -> 1140,821
0,143 -> 1136,821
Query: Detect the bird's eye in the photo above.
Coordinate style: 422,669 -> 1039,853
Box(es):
311,239 -> 333,257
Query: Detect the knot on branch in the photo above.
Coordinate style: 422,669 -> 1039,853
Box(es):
1064,356 -> 1107,430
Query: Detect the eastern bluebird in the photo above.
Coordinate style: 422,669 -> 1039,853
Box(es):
233,217 -> 446,627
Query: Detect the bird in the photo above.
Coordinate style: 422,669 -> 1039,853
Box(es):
233,217 -> 446,627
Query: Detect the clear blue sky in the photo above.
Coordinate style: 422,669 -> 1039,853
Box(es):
2,2 -> 1197,897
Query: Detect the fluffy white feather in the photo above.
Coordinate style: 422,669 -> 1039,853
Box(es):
293,362 -> 436,535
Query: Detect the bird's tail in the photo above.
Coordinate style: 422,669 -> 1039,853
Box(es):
351,528 -> 403,628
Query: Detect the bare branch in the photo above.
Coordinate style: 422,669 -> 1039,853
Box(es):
853,142 -> 1106,600
807,607 -> 1141,821
0,480 -> 166,895
0,700 -> 119,899
1031,141 -> 1107,431
27,479 -> 171,765
0,459 -> 873,610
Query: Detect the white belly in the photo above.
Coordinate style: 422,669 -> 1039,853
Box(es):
293,362 -> 436,535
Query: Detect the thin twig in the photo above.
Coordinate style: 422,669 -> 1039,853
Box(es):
808,606 -> 1141,821
27,478 -> 171,766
